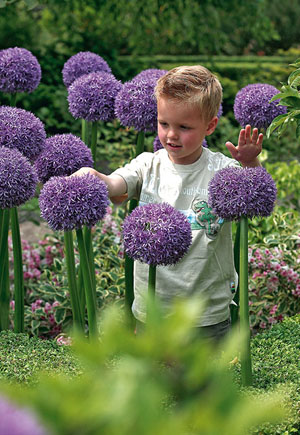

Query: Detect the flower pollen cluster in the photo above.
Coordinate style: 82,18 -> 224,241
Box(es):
208,166 -> 277,220
35,134 -> 93,183
122,202 -> 192,266
233,83 -> 287,129
62,51 -> 111,87
39,174 -> 109,231
0,106 -> 46,161
0,47 -> 41,93
0,147 -> 38,209
68,71 -> 122,122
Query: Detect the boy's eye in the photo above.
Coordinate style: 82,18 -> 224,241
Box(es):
180,125 -> 190,130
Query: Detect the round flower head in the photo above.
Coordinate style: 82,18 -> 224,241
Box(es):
153,135 -> 207,152
115,77 -> 159,132
0,106 -> 46,161
0,146 -> 38,209
67,71 -> 122,122
122,202 -> 192,266
132,68 -> 168,83
39,174 -> 109,231
233,83 -> 287,129
208,166 -> 277,221
35,134 -> 93,183
62,51 -> 111,87
0,395 -> 47,435
0,47 -> 41,94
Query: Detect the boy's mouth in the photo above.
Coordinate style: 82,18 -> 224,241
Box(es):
167,142 -> 181,149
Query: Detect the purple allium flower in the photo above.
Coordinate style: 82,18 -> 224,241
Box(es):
62,51 -> 111,87
122,202 -> 192,266
0,147 -> 38,209
153,135 -> 207,151
217,103 -> 223,118
67,71 -> 122,122
0,106 -> 46,161
233,83 -> 287,129
0,395 -> 47,435
34,134 -> 93,183
208,166 -> 277,221
115,77 -> 159,132
0,47 -> 41,94
132,68 -> 168,83
39,174 -> 109,231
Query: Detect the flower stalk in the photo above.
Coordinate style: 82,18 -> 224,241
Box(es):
239,216 -> 252,386
10,207 -> 24,333
64,230 -> 85,332
76,228 -> 98,338
0,209 -> 10,331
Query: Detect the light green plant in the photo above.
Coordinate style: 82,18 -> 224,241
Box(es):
0,301 -> 287,435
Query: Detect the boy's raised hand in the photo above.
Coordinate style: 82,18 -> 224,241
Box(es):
225,124 -> 263,167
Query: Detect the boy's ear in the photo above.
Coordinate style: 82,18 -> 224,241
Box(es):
206,116 -> 218,136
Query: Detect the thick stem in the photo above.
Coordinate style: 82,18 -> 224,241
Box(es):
230,221 -> 240,325
64,230 -> 85,332
239,216 -> 252,386
0,209 -> 10,331
136,131 -> 145,156
81,119 -> 88,145
10,93 -> 17,107
10,207 -> 24,333
90,121 -> 98,166
146,264 -> 156,323
83,226 -> 97,301
76,228 -> 98,338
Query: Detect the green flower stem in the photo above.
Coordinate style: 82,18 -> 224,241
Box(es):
10,93 -> 17,107
90,121 -> 98,165
10,207 -> 24,333
83,226 -> 96,300
81,119 -> 88,145
64,230 -> 85,332
76,228 -> 98,338
239,216 -> 252,386
231,221 -> 240,326
0,209 -> 10,331
147,265 -> 157,323
124,131 -> 145,326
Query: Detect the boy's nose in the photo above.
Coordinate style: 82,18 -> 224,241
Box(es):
167,129 -> 178,140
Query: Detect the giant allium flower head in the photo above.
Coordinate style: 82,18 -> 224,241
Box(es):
67,71 -> 122,122
0,146 -> 38,209
39,174 -> 109,231
0,47 -> 41,94
115,77 -> 159,132
131,68 -> 168,83
0,106 -> 46,161
62,51 -> 111,87
208,166 -> 277,221
35,134 -> 93,183
233,83 -> 287,129
122,202 -> 192,266
0,395 -> 47,435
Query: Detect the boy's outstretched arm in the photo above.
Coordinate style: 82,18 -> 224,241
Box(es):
71,167 -> 127,203
225,124 -> 263,168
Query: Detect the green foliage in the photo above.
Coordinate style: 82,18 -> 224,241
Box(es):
267,57 -> 300,142
0,302 -> 288,435
0,329 -> 80,384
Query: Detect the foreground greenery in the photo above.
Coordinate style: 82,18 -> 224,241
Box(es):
1,307 -> 299,434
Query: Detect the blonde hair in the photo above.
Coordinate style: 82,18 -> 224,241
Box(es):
155,65 -> 222,121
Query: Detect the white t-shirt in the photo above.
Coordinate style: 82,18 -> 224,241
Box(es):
113,147 -> 240,326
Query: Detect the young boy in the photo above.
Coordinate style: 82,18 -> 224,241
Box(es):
74,65 -> 263,339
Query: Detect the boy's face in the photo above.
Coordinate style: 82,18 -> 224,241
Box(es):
157,97 -> 217,165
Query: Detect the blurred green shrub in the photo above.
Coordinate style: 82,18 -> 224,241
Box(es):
0,301 -> 287,435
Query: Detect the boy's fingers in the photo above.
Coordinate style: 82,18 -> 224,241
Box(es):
225,141 -> 238,159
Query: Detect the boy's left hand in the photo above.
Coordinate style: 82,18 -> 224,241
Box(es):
225,125 -> 263,167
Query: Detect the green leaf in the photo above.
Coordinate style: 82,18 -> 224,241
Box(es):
295,122 -> 300,140
31,319 -> 40,330
54,258 -> 62,271
266,114 -> 288,138
54,308 -> 66,324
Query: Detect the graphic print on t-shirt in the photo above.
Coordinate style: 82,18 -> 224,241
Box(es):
191,199 -> 224,238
